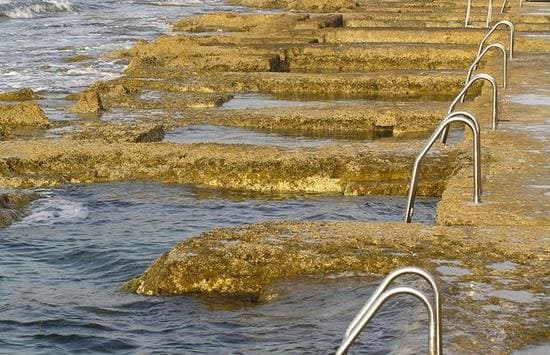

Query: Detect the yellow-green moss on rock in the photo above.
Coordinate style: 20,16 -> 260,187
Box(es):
0,88 -> 41,101
0,102 -> 51,129
226,0 -> 358,11
0,138 -> 462,194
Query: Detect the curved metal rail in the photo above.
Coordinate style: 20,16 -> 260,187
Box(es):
337,286 -> 437,355
478,20 -> 515,59
344,267 -> 442,354
466,43 -> 508,89
405,112 -> 481,223
465,0 -> 493,28
440,73 -> 498,144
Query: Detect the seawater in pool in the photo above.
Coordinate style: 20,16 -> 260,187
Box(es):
0,182 -> 437,353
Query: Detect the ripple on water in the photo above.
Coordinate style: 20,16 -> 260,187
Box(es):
509,94 -> 550,106
0,182 -> 438,353
0,0 -> 245,121
513,343 -> 550,355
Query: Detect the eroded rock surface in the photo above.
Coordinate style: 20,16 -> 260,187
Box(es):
0,138 -> 462,194
0,102 -> 51,133
0,190 -> 40,227
0,88 -> 41,101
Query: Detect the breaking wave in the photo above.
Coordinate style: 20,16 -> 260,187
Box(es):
0,0 -> 74,19
15,194 -> 89,226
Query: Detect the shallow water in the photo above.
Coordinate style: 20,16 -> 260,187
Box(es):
0,182 -> 437,353
0,0 -> 245,120
165,124 -> 356,148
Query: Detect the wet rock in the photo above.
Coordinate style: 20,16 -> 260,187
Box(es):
0,88 -> 41,101
122,221 -> 546,298
0,138 -> 460,194
71,122 -> 165,143
0,190 -> 40,228
63,54 -> 93,63
436,130 -> 550,226
71,88 -> 105,115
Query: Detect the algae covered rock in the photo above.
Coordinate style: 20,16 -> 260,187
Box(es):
0,190 -> 40,228
0,137 -> 459,193
122,221 -> 547,299
70,88 -> 105,115
227,0 -> 357,11
63,54 -> 93,63
0,88 -> 41,101
122,221 -> 422,298
0,101 -> 51,128
173,12 -> 342,33
71,122 -> 165,143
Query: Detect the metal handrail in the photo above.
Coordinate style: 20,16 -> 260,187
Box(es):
500,0 -> 508,12
405,111 -> 481,223
465,0 -> 493,28
477,20 -> 514,59
440,73 -> 498,144
466,43 -> 508,89
344,267 -> 442,354
504,0 -> 524,11
337,286 -> 436,355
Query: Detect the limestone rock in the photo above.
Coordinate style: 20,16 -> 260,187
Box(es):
71,89 -> 105,115
0,88 -> 41,101
0,101 -> 51,128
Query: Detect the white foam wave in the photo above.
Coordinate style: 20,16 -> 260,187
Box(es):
1,0 -> 73,19
15,195 -> 89,226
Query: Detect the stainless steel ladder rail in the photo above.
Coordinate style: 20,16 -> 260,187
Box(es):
440,73 -> 498,144
501,0 -> 508,13
478,20 -> 515,59
343,267 -> 442,354
337,267 -> 442,355
405,111 -> 481,223
465,0 -> 493,27
465,43 -> 508,90
337,287 -> 436,355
